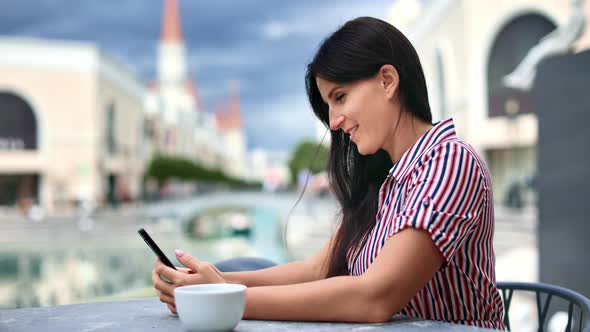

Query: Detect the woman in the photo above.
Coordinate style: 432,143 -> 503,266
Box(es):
152,16 -> 505,330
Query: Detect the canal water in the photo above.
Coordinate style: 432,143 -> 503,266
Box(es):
0,207 -> 291,309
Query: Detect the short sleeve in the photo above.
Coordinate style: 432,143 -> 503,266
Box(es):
386,141 -> 487,265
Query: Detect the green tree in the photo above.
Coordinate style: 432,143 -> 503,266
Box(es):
288,140 -> 329,186
145,154 -> 260,190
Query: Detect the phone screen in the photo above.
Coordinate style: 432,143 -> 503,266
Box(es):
138,228 -> 177,270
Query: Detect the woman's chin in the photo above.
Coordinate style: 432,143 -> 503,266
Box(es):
356,144 -> 371,156
356,143 -> 377,156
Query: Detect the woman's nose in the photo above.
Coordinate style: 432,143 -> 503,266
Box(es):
329,114 -> 345,131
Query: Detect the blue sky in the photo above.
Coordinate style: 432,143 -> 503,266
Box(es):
0,0 -> 394,152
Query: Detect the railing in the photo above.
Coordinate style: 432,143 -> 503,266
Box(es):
498,281 -> 590,332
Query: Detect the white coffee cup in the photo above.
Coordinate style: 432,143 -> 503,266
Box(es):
174,283 -> 246,331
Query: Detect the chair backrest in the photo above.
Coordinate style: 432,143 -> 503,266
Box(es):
497,281 -> 590,332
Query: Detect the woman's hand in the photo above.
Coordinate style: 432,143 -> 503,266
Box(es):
151,249 -> 226,314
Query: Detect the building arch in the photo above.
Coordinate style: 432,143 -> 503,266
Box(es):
0,86 -> 46,152
486,13 -> 557,118
0,91 -> 39,150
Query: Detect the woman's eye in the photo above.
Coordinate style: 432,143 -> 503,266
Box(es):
335,93 -> 346,102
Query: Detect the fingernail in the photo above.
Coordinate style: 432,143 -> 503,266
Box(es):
175,249 -> 185,257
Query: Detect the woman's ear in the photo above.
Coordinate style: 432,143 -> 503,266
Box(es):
379,64 -> 399,100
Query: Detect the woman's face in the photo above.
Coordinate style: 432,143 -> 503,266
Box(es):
316,66 -> 400,155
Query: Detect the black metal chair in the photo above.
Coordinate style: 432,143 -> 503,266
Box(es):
497,281 -> 590,332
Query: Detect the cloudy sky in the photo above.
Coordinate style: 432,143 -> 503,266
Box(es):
0,0 -> 395,152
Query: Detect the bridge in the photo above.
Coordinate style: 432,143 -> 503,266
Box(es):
0,191 -> 339,308
0,191 -> 338,248
0,191 -> 536,309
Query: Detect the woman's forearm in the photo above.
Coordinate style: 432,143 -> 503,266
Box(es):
242,275 -> 391,323
222,259 -> 321,287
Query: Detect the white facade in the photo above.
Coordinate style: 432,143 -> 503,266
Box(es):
0,38 -> 147,213
390,0 -> 590,205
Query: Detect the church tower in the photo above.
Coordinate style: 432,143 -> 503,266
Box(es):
157,0 -> 195,125
159,0 -> 186,86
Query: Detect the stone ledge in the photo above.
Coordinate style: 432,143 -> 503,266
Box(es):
0,298 -> 498,331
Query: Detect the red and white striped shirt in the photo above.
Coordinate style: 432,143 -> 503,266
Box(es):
347,118 -> 505,330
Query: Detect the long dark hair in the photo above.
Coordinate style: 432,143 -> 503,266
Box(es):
305,17 -> 432,277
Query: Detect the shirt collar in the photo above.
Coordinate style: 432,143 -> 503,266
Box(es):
388,118 -> 457,183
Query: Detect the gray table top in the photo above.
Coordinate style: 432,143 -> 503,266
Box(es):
0,298 -> 498,331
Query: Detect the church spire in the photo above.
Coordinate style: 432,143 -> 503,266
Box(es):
228,81 -> 242,128
215,82 -> 243,130
161,0 -> 183,43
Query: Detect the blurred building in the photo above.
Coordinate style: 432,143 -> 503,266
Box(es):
215,83 -> 249,179
146,0 -> 208,161
249,149 -> 290,192
146,0 -> 249,178
390,0 -> 590,206
0,38 -> 146,213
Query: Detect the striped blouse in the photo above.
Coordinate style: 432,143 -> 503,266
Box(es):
346,118 -> 505,330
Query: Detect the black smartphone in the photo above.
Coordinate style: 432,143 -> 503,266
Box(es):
138,228 -> 177,270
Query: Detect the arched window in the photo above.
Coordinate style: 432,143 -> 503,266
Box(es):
487,14 -> 556,118
0,92 -> 38,150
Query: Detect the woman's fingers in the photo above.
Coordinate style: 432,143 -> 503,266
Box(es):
155,260 -> 184,285
151,253 -> 225,318
174,250 -> 202,273
177,267 -> 195,274
159,250 -> 223,283
174,250 -> 223,281
158,292 -> 175,306
152,270 -> 175,296
156,289 -> 176,313
194,261 -> 226,283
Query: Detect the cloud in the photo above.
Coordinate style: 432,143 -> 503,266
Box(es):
256,1 -> 394,41
260,21 -> 314,41
187,47 -> 251,70
243,93 -> 318,150
0,0 -> 394,151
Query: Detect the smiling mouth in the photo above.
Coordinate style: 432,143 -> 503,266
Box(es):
349,125 -> 359,140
